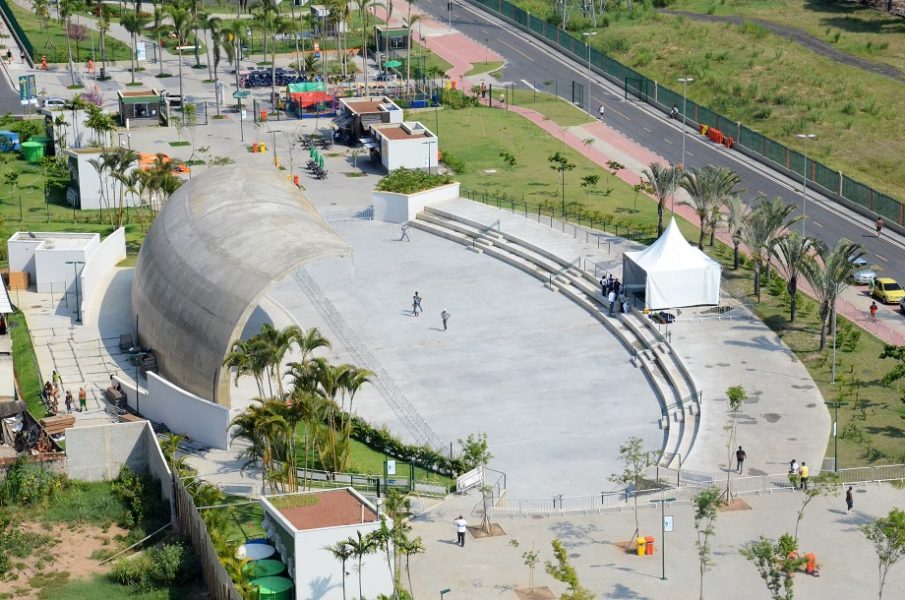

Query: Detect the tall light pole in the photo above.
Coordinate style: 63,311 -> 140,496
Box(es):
797,133 -> 816,236
65,260 -> 85,323
582,32 -> 597,115
678,77 -> 694,171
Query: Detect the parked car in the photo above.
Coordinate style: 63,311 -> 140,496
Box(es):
42,97 -> 66,109
160,90 -> 183,108
900,297 -> 905,315
850,255 -> 869,268
871,277 -> 905,304
851,268 -> 877,285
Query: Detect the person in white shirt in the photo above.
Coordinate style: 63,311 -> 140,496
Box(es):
453,515 -> 468,547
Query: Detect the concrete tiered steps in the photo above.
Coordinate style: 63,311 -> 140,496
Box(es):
412,206 -> 700,469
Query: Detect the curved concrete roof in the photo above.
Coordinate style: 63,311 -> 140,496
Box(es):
132,166 -> 351,406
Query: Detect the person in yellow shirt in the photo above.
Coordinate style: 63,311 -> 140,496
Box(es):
799,462 -> 810,490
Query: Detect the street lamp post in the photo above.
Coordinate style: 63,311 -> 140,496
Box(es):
797,133 -> 816,236
678,77 -> 694,171
582,32 -> 597,115
65,260 -> 85,323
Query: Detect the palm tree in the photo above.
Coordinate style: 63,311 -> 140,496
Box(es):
724,194 -> 747,270
187,0 -> 204,68
397,535 -> 424,597
58,0 -> 82,87
203,14 -> 221,82
121,12 -> 151,85
404,14 -> 422,89
223,19 -> 247,106
354,0 -> 376,93
804,240 -> 864,350
772,231 -> 817,322
680,166 -> 741,249
641,162 -> 681,237
167,4 -> 193,102
151,3 -> 167,77
345,531 -> 377,600
370,518 -> 400,600
271,16 -> 293,107
97,3 -> 112,76
325,541 -> 354,600
740,196 -> 799,301
338,365 -> 373,470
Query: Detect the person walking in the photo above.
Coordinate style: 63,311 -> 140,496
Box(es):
608,290 -> 617,316
735,446 -> 747,474
78,387 -> 87,412
845,486 -> 854,514
412,292 -> 423,316
799,462 -> 809,490
599,274 -> 607,296
441,309 -> 451,331
875,216 -> 884,237
789,458 -> 799,475
399,222 -> 410,242
64,390 -> 73,413
869,301 -> 878,323
480,82 -> 487,99
52,370 -> 62,388
598,104 -> 605,120
453,515 -> 468,547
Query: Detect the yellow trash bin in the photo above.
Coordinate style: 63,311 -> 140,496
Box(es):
636,537 -> 646,557
260,142 -> 266,152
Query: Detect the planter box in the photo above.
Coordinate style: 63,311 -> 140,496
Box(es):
372,182 -> 460,223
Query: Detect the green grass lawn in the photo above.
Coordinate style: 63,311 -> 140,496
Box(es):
507,88 -> 594,127
0,154 -> 146,270
500,0 -> 905,200
34,576 -> 206,600
207,495 -> 267,547
7,309 -> 45,418
399,44 -> 455,78
3,1 -> 130,63
425,104 -> 662,238
465,60 -> 505,77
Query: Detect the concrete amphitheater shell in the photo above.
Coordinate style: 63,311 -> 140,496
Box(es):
131,166 -> 351,407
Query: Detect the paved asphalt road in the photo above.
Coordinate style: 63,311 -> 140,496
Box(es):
429,0 -> 905,283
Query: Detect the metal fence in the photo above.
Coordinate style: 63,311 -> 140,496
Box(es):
495,485 -> 670,516
463,0 -> 905,230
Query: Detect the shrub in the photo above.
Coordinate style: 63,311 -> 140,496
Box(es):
111,554 -> 151,586
441,151 -> 465,174
0,459 -> 67,506
111,541 -> 197,589
376,168 -> 454,194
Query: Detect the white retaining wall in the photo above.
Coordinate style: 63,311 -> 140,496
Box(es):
115,373 -> 230,450
80,227 -> 126,316
372,182 -> 461,223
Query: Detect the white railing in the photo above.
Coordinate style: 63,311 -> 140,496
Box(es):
495,487 -> 667,516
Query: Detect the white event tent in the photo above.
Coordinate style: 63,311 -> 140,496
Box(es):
622,218 -> 721,309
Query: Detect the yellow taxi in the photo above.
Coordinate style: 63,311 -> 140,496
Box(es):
871,277 -> 905,304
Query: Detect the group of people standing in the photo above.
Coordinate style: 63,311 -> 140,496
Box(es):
412,292 -> 451,331
600,273 -> 629,316
43,370 -> 87,414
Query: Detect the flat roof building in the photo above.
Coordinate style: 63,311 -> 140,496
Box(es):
370,121 -> 439,171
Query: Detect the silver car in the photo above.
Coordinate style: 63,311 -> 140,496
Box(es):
852,268 -> 877,285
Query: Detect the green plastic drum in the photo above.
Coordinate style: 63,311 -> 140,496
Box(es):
251,575 -> 294,600
243,559 -> 285,578
21,141 -> 44,164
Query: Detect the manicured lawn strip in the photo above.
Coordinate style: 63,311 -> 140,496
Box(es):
4,1 -> 130,63
427,105 -> 664,237
465,60 -> 505,76
36,576 -> 205,600
508,88 -> 593,127
8,309 -> 45,418
500,1 -> 905,199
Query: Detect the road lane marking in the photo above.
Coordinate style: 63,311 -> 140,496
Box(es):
643,127 -> 651,133
520,79 -> 538,91
498,39 -> 534,61
812,221 -> 824,228
664,138 -> 672,144
877,254 -> 887,262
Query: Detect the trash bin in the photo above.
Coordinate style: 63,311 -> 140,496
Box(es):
636,537 -> 646,557
260,110 -> 268,121
260,142 -> 266,152
252,143 -> 259,153
645,536 -> 655,556
293,175 -> 300,186
20,141 -> 44,164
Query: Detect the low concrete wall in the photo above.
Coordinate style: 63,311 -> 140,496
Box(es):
372,182 -> 461,223
115,373 -> 230,450
66,420 -> 150,480
80,227 -> 126,316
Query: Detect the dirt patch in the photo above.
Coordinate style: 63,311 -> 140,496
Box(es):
1,521 -> 130,600
515,586 -> 557,600
467,523 -> 507,539
721,498 -> 753,512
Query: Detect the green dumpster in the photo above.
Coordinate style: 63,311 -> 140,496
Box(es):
21,141 -> 44,164
250,576 -> 293,600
